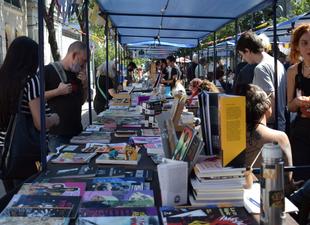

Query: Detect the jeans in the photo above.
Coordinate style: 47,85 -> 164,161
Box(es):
48,134 -> 72,153
289,179 -> 310,225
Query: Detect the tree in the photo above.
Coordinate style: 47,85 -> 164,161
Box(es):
43,0 -> 60,61
290,0 -> 310,15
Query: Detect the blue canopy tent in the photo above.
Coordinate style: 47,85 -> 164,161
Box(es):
256,11 -> 310,43
96,0 -> 274,53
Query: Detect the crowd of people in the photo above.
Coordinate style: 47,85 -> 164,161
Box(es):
0,23 -> 309,222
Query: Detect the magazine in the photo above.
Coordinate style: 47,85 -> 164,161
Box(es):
51,152 -> 97,164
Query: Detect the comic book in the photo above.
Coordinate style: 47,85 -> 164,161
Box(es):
81,190 -> 154,208
86,177 -> 147,191
18,182 -> 86,196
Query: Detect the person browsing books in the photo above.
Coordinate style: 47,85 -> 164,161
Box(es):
44,41 -> 88,152
94,60 -> 117,114
0,37 -> 59,191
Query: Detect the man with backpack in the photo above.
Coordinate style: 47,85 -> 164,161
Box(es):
44,41 -> 88,152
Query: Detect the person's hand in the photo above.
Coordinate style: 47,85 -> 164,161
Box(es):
78,70 -> 88,89
50,113 -> 60,126
57,82 -> 72,95
295,96 -> 310,108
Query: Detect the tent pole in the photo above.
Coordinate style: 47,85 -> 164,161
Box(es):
105,16 -> 109,109
114,30 -> 118,86
234,19 -> 238,74
38,0 -> 47,170
85,0 -> 92,125
213,32 -> 216,83
273,0 -> 279,130
198,39 -> 200,78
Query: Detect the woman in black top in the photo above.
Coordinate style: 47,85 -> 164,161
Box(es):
287,24 -> 310,181
0,37 -> 59,191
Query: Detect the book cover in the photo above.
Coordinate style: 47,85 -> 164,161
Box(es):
87,177 -> 146,191
141,129 -> 161,137
0,217 -> 70,225
89,143 -> 128,154
114,130 -> 138,138
160,206 -> 258,225
96,153 -> 141,165
130,136 -> 162,144
51,152 -> 96,164
18,182 -> 86,197
5,207 -> 72,217
38,165 -> 97,181
70,132 -> 111,144
79,206 -> 158,217
77,216 -> 159,225
172,126 -> 196,161
183,135 -> 204,173
3,195 -> 80,218
81,190 -> 154,208
218,95 -> 246,166
198,91 -> 212,155
95,168 -> 153,182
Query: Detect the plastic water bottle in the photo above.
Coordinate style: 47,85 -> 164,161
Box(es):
260,143 -> 286,225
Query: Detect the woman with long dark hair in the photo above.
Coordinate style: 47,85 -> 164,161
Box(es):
0,36 -> 59,191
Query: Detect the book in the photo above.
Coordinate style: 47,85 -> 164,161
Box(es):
79,206 -> 158,217
130,136 -> 162,144
93,142 -> 128,153
51,152 -> 96,164
38,165 -> 97,180
218,94 -> 246,166
183,135 -> 204,173
70,132 -> 111,144
86,177 -> 147,191
189,194 -> 244,207
198,91 -> 212,155
2,195 -> 80,218
114,130 -> 138,137
96,153 -> 141,165
141,128 -> 161,137
160,206 -> 258,225
144,143 -> 164,155
59,145 -> 79,152
96,168 -> 153,181
18,182 -> 86,197
198,92 -> 246,166
81,190 -> 155,208
172,126 -> 196,161
77,216 -> 159,225
0,217 -> 70,225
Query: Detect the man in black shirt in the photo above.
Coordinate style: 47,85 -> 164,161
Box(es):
45,41 -> 88,151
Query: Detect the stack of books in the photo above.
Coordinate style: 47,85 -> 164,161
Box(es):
190,156 -> 246,207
